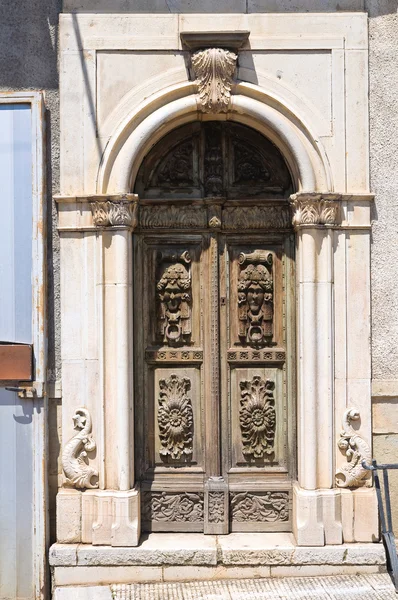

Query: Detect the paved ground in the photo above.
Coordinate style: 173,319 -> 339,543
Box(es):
111,574 -> 397,599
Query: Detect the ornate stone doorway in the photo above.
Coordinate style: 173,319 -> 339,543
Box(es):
133,122 -> 296,534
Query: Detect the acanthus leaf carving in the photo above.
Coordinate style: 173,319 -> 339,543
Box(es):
158,373 -> 193,460
157,253 -> 192,346
239,376 -> 276,459
140,205 -> 207,229
142,491 -> 204,522
62,407 -> 98,489
290,193 -> 341,228
90,199 -> 137,228
223,206 -> 291,230
238,251 -> 274,347
230,491 -> 289,522
191,48 -> 237,114
335,408 -> 372,488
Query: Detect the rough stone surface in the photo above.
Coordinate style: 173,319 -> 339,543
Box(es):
367,5 -> 398,381
50,535 -> 385,569
77,534 -> 217,566
50,544 -> 78,567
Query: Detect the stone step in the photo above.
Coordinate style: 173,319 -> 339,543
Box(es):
54,574 -> 396,600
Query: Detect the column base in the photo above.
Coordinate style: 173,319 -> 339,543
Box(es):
81,488 -> 141,547
293,484 -> 378,546
293,484 -> 342,546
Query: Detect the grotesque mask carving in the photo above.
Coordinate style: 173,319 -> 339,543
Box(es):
238,251 -> 273,347
157,252 -> 192,346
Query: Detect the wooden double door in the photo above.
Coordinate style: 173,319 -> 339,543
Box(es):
134,223 -> 295,533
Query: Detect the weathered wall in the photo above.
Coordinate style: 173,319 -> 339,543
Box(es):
367,1 -> 398,527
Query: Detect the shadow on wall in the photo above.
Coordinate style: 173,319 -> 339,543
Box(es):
0,0 -> 61,89
60,0 -> 397,14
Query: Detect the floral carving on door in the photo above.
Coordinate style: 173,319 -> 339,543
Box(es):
239,376 -> 276,459
158,373 -> 194,460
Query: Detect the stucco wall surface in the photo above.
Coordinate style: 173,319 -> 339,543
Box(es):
367,3 -> 398,382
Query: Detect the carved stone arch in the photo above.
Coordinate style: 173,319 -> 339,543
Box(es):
98,87 -> 330,194
134,121 -> 294,200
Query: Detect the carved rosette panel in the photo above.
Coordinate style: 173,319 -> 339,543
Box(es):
230,492 -> 289,523
157,252 -> 192,346
191,48 -> 237,114
62,408 -> 98,489
238,251 -> 274,347
290,193 -> 341,228
142,491 -> 204,522
208,492 -> 225,524
239,376 -> 276,459
90,199 -> 137,228
158,374 -> 193,460
335,408 -> 372,488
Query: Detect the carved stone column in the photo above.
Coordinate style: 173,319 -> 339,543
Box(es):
56,194 -> 140,547
291,193 -> 343,545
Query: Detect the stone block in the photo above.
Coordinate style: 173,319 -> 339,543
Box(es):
53,566 -> 162,586
56,490 -> 82,543
77,533 -> 217,566
49,544 -> 78,567
217,533 -> 294,565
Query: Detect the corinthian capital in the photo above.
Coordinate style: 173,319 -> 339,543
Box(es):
191,48 -> 237,114
290,193 -> 341,228
89,195 -> 138,229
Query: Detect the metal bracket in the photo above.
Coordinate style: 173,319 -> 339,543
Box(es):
5,382 -> 45,398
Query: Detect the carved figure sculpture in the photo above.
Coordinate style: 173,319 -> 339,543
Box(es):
335,408 -> 372,488
62,408 -> 98,489
238,251 -> 274,347
158,374 -> 193,460
240,376 -> 276,459
157,252 -> 192,346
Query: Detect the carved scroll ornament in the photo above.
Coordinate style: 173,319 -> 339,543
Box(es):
290,193 -> 341,228
231,491 -> 289,523
158,374 -> 194,460
90,199 -> 137,228
62,408 -> 98,489
238,251 -> 274,347
157,252 -> 192,346
142,491 -> 204,522
240,376 -> 276,459
191,48 -> 237,113
335,408 -> 372,488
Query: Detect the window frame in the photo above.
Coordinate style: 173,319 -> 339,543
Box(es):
0,92 -> 46,396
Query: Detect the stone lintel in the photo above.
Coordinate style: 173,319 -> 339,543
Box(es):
180,31 -> 250,52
